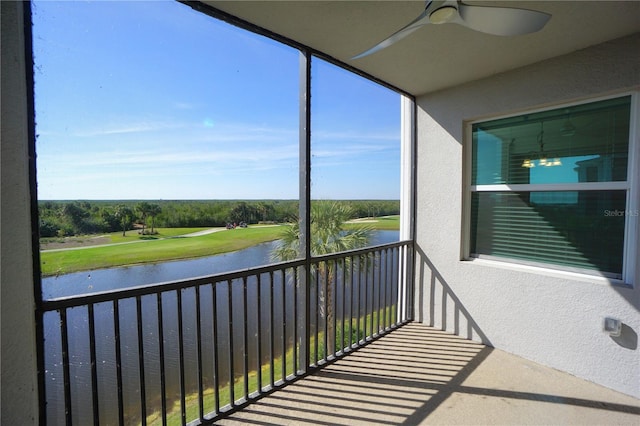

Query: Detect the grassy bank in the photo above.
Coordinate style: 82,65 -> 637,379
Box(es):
345,215 -> 400,231
146,306 -> 396,425
40,217 -> 400,276
40,226 -> 283,276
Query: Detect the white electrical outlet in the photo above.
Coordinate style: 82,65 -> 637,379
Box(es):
603,317 -> 622,337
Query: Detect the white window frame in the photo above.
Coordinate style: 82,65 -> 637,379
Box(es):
462,92 -> 639,285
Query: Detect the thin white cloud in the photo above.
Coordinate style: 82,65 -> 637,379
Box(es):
41,142 -> 300,171
71,120 -> 187,138
174,102 -> 197,110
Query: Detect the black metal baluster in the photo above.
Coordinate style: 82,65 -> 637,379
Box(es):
405,244 -> 411,322
195,285 -> 204,421
113,301 -> 124,426
281,269 -> 287,382
399,244 -> 406,322
323,261 -> 329,360
60,308 -> 73,425
356,256 -> 361,347
135,296 -> 147,425
269,271 -> 275,387
341,258 -> 346,353
409,243 -> 415,322
383,248 -> 388,331
392,246 -> 398,325
292,267 -> 298,374
378,249 -> 389,334
397,246 -> 402,325
303,264 -> 311,372
242,277 -> 249,400
372,251 -> 378,336
332,260 -> 337,357
176,290 -> 186,424
315,263 -> 320,363
387,247 -> 402,327
375,251 -> 380,333
408,243 -> 412,322
349,255 -> 355,348
256,274 -> 262,393
371,252 -> 376,336
211,284 -> 220,415
156,293 -> 167,426
378,249 -> 390,333
227,280 -> 235,407
370,253 -> 375,339
87,304 -> 100,425
372,252 -> 377,338
376,251 -> 380,333
364,253 -> 369,341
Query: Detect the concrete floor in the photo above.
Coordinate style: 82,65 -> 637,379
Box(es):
217,323 -> 640,425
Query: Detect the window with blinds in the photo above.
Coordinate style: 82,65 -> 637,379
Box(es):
469,96 -> 634,280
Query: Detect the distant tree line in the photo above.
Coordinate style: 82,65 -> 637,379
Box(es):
38,200 -> 400,238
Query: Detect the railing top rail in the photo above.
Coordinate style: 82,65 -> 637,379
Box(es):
42,240 -> 411,311
309,240 -> 412,263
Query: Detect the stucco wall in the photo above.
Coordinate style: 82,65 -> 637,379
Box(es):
1,1 -> 39,424
414,33 -> 640,398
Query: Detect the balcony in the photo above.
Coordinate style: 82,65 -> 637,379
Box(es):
41,240 -> 640,425
218,322 -> 640,425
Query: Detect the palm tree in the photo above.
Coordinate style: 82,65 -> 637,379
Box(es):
147,203 -> 162,234
114,204 -> 133,237
135,202 -> 152,235
271,201 -> 371,356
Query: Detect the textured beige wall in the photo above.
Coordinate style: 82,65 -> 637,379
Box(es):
414,33 -> 640,398
1,1 -> 39,424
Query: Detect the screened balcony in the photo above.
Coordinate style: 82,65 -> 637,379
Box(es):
12,1 -> 639,425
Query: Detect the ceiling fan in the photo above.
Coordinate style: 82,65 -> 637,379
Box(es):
352,0 -> 551,59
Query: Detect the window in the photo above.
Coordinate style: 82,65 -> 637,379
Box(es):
468,96 -> 636,281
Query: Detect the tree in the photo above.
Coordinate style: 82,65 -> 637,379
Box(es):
147,203 -> 162,234
135,202 -> 152,234
61,201 -> 89,231
114,205 -> 133,237
271,201 -> 371,355
258,202 -> 275,222
229,201 -> 258,225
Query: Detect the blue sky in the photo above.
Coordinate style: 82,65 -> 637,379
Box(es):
32,0 -> 401,200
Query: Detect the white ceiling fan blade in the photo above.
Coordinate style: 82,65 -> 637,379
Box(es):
458,2 -> 551,36
352,9 -> 430,59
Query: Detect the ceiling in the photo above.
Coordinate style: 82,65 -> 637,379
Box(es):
203,1 -> 640,96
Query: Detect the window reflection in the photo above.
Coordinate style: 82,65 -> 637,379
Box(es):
472,97 -> 630,185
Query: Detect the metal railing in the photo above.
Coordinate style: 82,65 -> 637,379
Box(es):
40,241 -> 413,425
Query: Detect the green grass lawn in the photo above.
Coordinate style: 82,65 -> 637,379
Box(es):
40,218 -> 400,276
40,226 -> 283,276
108,227 -> 210,243
344,215 -> 400,231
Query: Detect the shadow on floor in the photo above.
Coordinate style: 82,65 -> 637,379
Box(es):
217,323 -> 640,425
